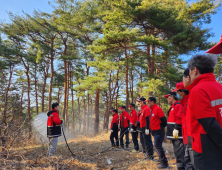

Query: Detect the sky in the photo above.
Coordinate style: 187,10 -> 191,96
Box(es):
0,0 -> 221,60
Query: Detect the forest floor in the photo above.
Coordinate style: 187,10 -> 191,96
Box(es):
0,132 -> 178,170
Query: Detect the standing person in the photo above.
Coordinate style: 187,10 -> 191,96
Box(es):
147,97 -> 169,169
187,54 -> 222,170
175,72 -> 195,170
128,103 -> 139,152
47,102 -> 63,156
119,106 -> 130,149
137,97 -> 154,160
136,106 -> 146,153
165,92 -> 185,170
110,109 -> 119,148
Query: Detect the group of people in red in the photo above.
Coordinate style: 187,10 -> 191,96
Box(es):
110,54 -> 222,170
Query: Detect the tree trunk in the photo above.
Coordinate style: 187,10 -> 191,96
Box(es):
86,65 -> 90,132
83,96 -> 86,135
19,88 -> 24,123
62,61 -> 67,123
57,86 -> 61,103
131,66 -> 134,103
70,65 -> 75,134
125,47 -> 129,112
48,50 -> 54,111
65,62 -> 70,130
94,89 -> 100,135
34,65 -> 39,114
77,98 -> 81,132
115,70 -> 119,109
151,45 -> 155,74
41,65 -> 49,112
0,65 -> 13,151
90,98 -> 93,132
103,91 -> 109,130
2,65 -> 13,123
140,68 -> 143,96
146,45 -> 151,77
26,69 -> 31,139
87,93 -> 90,132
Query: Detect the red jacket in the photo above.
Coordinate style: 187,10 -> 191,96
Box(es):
139,105 -> 150,128
180,95 -> 189,145
167,101 -> 183,140
150,104 -> 166,131
47,109 -> 62,137
110,113 -> 119,130
187,73 -> 222,170
120,111 -> 130,128
130,109 -> 138,126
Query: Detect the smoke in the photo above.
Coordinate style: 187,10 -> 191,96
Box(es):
32,112 -> 111,144
32,112 -> 48,144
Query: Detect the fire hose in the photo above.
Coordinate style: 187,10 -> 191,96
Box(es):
61,127 -> 133,157
90,128 -> 130,156
61,127 -> 76,157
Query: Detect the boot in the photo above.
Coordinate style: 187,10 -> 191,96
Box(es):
155,160 -> 161,165
158,162 -> 169,169
144,155 -> 154,161
125,146 -> 129,150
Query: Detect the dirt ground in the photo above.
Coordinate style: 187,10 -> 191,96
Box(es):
0,132 -> 178,170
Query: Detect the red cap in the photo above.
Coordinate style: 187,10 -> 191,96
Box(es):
111,110 -> 114,112
128,105 -> 132,107
119,107 -> 123,109
164,94 -> 170,98
145,100 -> 150,102
172,82 -> 185,92
206,34 -> 222,54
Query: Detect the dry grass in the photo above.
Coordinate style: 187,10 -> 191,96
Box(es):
0,132 -> 178,170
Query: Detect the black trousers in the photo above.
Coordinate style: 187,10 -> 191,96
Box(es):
184,145 -> 195,170
120,128 -> 129,147
110,130 -> 119,146
153,130 -> 168,164
131,131 -> 139,151
139,132 -> 146,153
142,132 -> 154,157
172,139 -> 185,170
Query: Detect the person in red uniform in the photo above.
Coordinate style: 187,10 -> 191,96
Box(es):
136,106 -> 146,153
119,106 -> 130,149
128,103 -> 139,152
175,70 -> 195,170
110,109 -> 119,148
165,92 -> 185,170
136,97 -> 154,160
147,97 -> 169,169
187,54 -> 222,170
47,102 -> 63,156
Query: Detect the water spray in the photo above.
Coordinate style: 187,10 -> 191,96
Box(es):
33,113 -> 76,156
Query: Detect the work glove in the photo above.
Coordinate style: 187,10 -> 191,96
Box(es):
129,128 -> 134,133
145,129 -> 149,135
173,129 -> 179,139
111,130 -> 113,133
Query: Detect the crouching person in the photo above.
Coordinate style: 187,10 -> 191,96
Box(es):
47,102 -> 63,156
110,109 -> 119,148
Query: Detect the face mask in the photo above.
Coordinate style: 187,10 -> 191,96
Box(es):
177,94 -> 182,100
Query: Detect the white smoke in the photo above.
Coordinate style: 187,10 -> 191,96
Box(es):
32,112 -> 48,144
